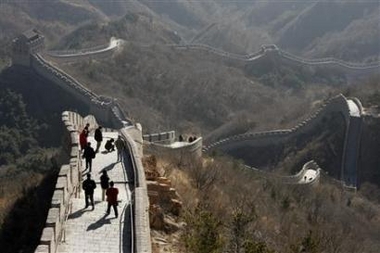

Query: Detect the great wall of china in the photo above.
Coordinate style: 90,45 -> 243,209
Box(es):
204,94 -> 362,189
8,29 -> 371,252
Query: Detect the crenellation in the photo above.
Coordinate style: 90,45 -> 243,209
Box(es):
40,227 -> 55,253
46,208 -> 61,243
34,245 -> 49,253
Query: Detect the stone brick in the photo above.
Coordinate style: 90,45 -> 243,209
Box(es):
40,227 -> 55,253
46,208 -> 61,243
34,244 -> 49,253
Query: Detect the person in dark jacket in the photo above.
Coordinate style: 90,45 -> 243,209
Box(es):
84,123 -> 90,137
82,142 -> 96,172
114,136 -> 125,162
100,171 -> 110,201
106,181 -> 119,217
94,126 -> 103,153
82,173 -> 96,210
105,138 -> 115,152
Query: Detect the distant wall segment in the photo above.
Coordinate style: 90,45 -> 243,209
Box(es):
43,38 -> 123,63
172,43 -> 380,73
204,94 -> 362,189
143,131 -> 203,160
30,53 -> 130,129
204,94 -> 350,152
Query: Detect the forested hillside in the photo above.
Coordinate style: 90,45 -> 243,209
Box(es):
0,89 -> 60,253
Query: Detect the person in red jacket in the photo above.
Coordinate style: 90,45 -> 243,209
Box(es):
79,129 -> 87,151
106,181 -> 119,217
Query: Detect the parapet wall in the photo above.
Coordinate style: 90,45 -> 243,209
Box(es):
120,127 -> 152,253
145,137 -> 203,160
35,111 -> 86,253
142,131 -> 176,144
30,53 -> 129,129
204,94 -> 350,153
204,94 -> 362,188
246,160 -> 321,186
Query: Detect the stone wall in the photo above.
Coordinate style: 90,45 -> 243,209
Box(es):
173,43 -> 380,72
205,95 -> 364,189
30,53 -> 129,129
204,94 -> 357,187
145,137 -> 203,161
246,160 -> 321,186
204,94 -> 350,153
35,111 -> 86,253
142,131 -> 176,144
120,127 -> 152,253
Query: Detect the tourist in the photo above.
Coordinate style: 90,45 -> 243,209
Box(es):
105,138 -> 115,152
84,123 -> 90,137
94,126 -> 103,153
79,129 -> 87,151
82,142 -> 96,172
115,136 -> 125,162
106,181 -> 119,217
82,173 -> 96,210
100,171 -> 110,201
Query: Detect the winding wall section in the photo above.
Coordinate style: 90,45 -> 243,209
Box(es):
27,49 -> 151,252
31,53 -> 130,129
204,94 -> 362,189
172,43 -> 380,72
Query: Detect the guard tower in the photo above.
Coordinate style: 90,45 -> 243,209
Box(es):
12,29 -> 45,66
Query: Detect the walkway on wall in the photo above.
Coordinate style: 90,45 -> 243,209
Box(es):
57,131 -> 132,253
205,95 -> 362,188
46,38 -> 123,58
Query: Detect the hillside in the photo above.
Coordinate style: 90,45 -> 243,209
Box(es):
57,40 -> 341,135
147,0 -> 380,62
147,153 -> 380,253
0,86 -> 61,253
1,0 -> 379,63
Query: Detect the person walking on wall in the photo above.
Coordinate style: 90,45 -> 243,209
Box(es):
100,171 -> 109,201
84,123 -> 90,137
94,126 -> 103,153
106,181 -> 119,217
115,136 -> 125,162
83,142 -> 96,172
82,173 -> 96,210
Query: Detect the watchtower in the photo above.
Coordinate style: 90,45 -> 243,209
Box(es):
12,29 -> 45,66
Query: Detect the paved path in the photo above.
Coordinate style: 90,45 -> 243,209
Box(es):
57,131 -> 132,253
298,169 -> 318,184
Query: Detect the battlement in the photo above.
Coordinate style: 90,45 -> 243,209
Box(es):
12,29 -> 45,66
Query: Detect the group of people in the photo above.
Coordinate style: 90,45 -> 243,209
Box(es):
78,123 -> 127,217
79,124 -> 127,172
178,134 -> 197,143
82,172 -> 119,217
